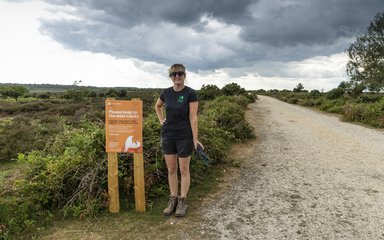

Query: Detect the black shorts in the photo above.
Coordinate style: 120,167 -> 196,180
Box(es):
161,138 -> 194,158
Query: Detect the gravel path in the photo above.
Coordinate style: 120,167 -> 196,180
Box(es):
199,95 -> 384,239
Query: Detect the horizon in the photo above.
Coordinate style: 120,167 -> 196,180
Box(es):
0,81 -> 335,92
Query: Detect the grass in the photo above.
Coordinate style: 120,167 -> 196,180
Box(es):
33,162 -> 235,239
0,161 -> 25,207
0,117 -> 13,134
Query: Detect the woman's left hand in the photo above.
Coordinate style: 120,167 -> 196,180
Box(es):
194,140 -> 203,150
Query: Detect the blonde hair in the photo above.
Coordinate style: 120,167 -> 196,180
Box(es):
168,63 -> 186,77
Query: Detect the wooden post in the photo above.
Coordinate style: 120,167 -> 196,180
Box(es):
106,97 -> 145,213
108,152 -> 120,213
134,152 -> 146,212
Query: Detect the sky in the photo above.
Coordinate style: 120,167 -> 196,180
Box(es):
1,0 -> 383,91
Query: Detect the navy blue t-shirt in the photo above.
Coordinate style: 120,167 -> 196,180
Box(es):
160,86 -> 198,139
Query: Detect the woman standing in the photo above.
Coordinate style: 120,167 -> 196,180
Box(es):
155,63 -> 202,217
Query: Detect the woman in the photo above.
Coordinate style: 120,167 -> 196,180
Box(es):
155,63 -> 202,217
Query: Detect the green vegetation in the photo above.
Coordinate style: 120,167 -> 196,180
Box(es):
293,83 -> 305,93
0,83 -> 256,239
256,12 -> 384,129
198,84 -> 221,100
346,11 -> 384,93
258,84 -> 384,128
0,86 -> 29,101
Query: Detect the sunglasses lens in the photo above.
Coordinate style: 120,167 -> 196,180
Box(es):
171,72 -> 185,77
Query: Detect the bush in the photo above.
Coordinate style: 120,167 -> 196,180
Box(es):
293,83 -> 305,92
221,83 -> 246,96
343,99 -> 384,127
203,96 -> 255,141
357,93 -> 383,103
0,116 -> 64,162
142,113 -> 167,199
325,88 -> 345,99
308,90 -> 322,99
198,85 -> 221,101
37,93 -> 50,99
343,103 -> 364,122
287,97 -> 299,104
0,122 -> 107,237
319,99 -> 346,114
245,92 -> 258,103
198,116 -> 234,165
230,95 -> 253,109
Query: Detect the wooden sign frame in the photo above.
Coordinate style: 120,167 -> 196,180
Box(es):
105,98 -> 145,213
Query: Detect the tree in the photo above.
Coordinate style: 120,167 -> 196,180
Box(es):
346,11 -> 384,92
198,84 -> 221,100
293,83 -> 304,92
105,88 -> 118,97
221,83 -> 246,96
62,89 -> 84,102
308,89 -> 321,99
325,88 -> 345,100
0,86 -> 29,101
337,81 -> 350,90
117,89 -> 127,98
87,91 -> 97,98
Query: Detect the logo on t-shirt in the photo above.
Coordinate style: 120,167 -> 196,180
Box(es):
178,95 -> 184,103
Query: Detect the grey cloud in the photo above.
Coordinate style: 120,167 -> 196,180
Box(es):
242,0 -> 384,47
40,0 -> 384,72
44,0 -> 254,26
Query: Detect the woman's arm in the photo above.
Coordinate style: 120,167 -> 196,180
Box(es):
155,98 -> 165,125
189,101 -> 201,149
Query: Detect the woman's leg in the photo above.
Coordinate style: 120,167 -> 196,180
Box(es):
164,154 -> 178,196
178,156 -> 191,198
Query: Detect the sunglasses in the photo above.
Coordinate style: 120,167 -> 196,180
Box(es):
170,71 -> 185,77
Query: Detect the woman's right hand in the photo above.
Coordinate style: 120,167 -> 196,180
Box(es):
160,118 -> 166,125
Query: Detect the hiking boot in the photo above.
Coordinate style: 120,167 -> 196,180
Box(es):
175,197 -> 188,217
163,196 -> 178,216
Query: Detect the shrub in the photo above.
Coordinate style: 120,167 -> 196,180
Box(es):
62,90 -> 85,102
325,88 -> 345,99
18,102 -> 51,112
142,113 -> 167,199
308,90 -> 322,99
297,99 -> 311,106
221,83 -> 246,96
343,99 -> 384,127
287,97 -> 299,104
343,103 -> 364,122
198,115 -> 235,164
0,116 -> 64,162
293,83 -> 305,92
203,96 -> 255,141
357,93 -> 383,103
198,84 -> 221,101
230,95 -> 253,109
0,86 -> 29,101
0,122 -> 107,237
37,93 -> 50,99
244,92 -> 258,103
319,99 -> 346,113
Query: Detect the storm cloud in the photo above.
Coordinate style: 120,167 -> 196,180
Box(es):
39,0 -> 383,74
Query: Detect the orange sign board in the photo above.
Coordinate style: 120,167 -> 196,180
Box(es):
105,99 -> 143,153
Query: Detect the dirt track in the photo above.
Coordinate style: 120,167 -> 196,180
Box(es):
193,95 -> 384,239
